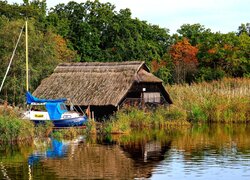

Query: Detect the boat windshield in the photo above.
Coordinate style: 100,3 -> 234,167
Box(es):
60,103 -> 68,111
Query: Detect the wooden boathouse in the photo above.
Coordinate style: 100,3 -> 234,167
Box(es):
33,61 -> 172,118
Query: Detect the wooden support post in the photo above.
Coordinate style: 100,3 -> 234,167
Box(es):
86,105 -> 91,119
91,111 -> 95,121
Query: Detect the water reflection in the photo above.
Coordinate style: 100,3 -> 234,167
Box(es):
28,139 -> 69,165
0,124 -> 250,179
120,140 -> 171,179
152,124 -> 250,179
0,143 -> 33,180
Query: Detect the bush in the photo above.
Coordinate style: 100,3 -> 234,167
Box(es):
196,67 -> 226,82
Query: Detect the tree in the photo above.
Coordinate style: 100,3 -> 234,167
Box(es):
0,19 -> 76,105
236,33 -> 250,77
237,23 -> 250,36
177,23 -> 211,46
169,38 -> 199,83
53,34 -> 76,62
0,0 -> 47,21
151,57 -> 174,84
48,0 -> 171,63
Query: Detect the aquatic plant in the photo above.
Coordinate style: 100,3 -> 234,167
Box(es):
35,121 -> 54,138
152,106 -> 188,127
104,112 -> 131,134
86,118 -> 97,134
167,78 -> 250,123
104,106 -> 189,134
51,127 -> 86,140
0,115 -> 34,143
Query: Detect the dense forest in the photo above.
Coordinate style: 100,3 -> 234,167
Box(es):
0,0 -> 249,105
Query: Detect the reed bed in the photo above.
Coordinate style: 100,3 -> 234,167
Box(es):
0,105 -> 34,143
0,115 -> 34,143
167,78 -> 250,123
104,106 -> 190,134
35,121 -> 54,138
51,127 -> 86,140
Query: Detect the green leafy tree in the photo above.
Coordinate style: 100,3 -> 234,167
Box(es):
177,23 -> 212,46
237,23 -> 250,36
236,33 -> 250,77
48,0 -> 171,63
0,19 -> 76,105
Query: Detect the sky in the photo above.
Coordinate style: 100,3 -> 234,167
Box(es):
8,0 -> 250,34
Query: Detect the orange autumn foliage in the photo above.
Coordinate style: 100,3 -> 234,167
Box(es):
223,44 -> 233,51
208,44 -> 236,55
169,38 -> 198,65
151,59 -> 167,72
208,48 -> 216,54
53,35 -> 77,62
169,38 -> 199,83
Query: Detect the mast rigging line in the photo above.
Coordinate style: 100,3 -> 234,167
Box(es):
0,24 -> 25,94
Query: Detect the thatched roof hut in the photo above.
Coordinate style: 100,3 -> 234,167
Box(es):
33,61 -> 172,117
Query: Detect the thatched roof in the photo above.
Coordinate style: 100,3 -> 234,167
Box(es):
33,61 -> 172,106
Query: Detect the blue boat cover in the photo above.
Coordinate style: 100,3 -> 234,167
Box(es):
26,91 -> 67,104
45,102 -> 68,120
26,91 -> 68,120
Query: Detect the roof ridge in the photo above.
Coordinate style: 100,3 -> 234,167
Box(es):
54,61 -> 146,73
58,61 -> 144,67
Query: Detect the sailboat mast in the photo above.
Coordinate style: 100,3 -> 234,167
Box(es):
25,20 -> 29,92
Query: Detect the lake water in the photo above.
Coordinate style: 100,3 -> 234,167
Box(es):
1,124 -> 250,179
